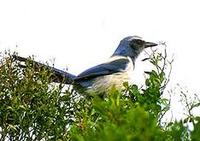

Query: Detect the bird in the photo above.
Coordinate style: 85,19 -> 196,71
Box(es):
13,36 -> 158,96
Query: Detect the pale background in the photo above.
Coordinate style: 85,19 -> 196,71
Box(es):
0,0 -> 200,119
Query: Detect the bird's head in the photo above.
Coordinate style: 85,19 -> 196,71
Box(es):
113,36 -> 158,60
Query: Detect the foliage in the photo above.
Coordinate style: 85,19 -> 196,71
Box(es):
0,52 -> 78,140
0,50 -> 200,141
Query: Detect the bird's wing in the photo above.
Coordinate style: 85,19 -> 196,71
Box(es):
12,55 -> 76,84
75,57 -> 130,81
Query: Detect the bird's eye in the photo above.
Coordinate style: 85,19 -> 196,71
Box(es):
134,39 -> 143,45
130,39 -> 144,48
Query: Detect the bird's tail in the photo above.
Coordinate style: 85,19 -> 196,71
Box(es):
12,55 -> 76,84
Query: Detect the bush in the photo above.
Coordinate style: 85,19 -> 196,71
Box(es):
0,52 -> 77,140
0,50 -> 199,141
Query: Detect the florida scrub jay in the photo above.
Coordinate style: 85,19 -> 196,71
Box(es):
13,36 -> 158,95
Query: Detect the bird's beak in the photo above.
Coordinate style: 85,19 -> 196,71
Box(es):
145,41 -> 158,48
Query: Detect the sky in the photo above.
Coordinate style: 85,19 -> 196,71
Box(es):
0,0 -> 200,119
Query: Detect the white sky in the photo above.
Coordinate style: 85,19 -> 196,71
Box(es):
0,0 -> 200,118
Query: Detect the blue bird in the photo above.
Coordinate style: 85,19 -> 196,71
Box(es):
13,36 -> 158,95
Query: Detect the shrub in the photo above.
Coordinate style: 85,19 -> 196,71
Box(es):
0,50 -> 199,141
